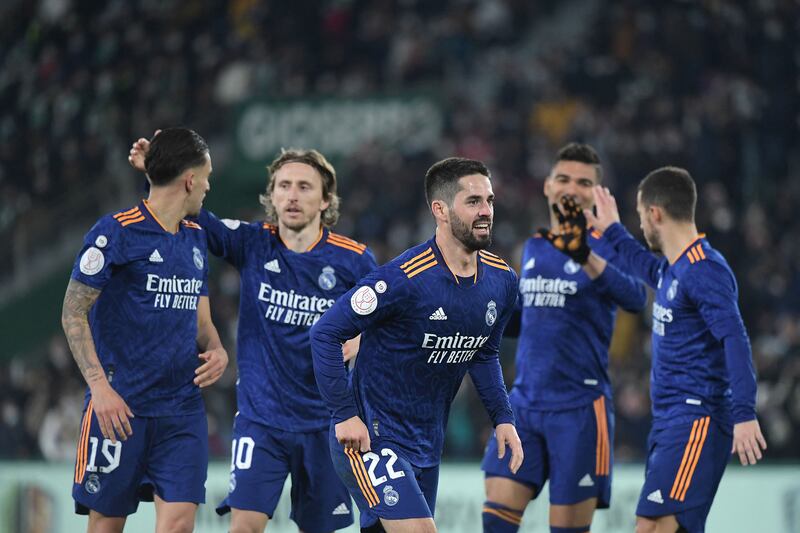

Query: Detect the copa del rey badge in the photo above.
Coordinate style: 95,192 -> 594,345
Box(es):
79,247 -> 105,276
351,286 -> 378,315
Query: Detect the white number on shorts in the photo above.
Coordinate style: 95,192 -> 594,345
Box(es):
363,448 -> 406,487
231,437 -> 255,470
86,437 -> 122,473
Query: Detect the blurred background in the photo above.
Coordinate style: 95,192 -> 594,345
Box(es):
0,0 -> 798,530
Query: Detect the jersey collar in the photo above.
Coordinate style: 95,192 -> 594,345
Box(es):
277,226 -> 326,253
672,233 -> 707,265
141,199 -> 174,233
429,237 -> 480,286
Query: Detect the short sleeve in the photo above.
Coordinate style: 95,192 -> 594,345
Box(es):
71,217 -> 125,290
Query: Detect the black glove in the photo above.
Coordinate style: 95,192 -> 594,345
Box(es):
537,196 -> 591,264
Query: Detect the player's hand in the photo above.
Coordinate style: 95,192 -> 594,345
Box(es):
195,347 -> 228,388
495,423 -> 524,474
584,186 -> 620,233
342,335 -> 361,363
732,419 -> 767,465
335,416 -> 371,453
538,196 -> 590,264
89,380 -> 134,443
127,129 -> 160,172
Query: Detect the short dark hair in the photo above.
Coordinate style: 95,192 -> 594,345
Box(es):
425,157 -> 490,206
259,148 -> 340,227
638,166 -> 696,222
145,128 -> 209,186
556,142 -> 602,181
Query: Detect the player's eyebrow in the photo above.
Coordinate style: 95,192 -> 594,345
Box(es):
464,193 -> 494,202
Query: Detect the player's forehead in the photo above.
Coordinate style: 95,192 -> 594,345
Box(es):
550,160 -> 598,183
454,174 -> 493,198
274,162 -> 322,185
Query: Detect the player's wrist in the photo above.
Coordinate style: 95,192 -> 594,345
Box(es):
88,376 -> 112,394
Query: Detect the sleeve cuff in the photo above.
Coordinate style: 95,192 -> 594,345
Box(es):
493,411 -> 515,427
732,406 -> 757,425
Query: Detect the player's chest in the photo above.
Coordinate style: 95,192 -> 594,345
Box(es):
405,284 -> 502,366
244,249 -> 354,299
125,235 -> 205,282
518,246 -> 588,309
118,236 -> 205,311
652,272 -> 693,338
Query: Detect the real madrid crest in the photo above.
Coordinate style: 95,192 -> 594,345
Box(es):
485,300 -> 498,326
318,266 -> 337,290
192,246 -> 204,270
564,259 -> 581,275
667,279 -> 679,301
383,485 -> 400,506
85,473 -> 101,494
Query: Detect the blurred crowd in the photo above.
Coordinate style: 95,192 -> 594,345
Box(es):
1,0 -> 798,463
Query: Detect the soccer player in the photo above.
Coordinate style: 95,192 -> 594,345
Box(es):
62,128 -> 228,532
311,157 -> 524,533
584,167 -> 767,533
130,139 -> 376,532
480,143 -> 647,533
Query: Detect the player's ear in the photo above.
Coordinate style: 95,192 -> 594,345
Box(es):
184,171 -> 195,193
430,199 -> 448,222
650,204 -> 663,224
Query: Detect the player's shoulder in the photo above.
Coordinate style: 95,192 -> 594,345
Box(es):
676,238 -> 735,285
391,243 -> 440,281
325,230 -> 369,256
478,249 -> 513,275
108,204 -> 147,229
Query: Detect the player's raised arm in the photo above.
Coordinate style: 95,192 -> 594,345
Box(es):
194,296 -> 228,388
62,279 -> 134,443
589,257 -> 647,313
546,194 -> 647,312
586,186 -> 663,289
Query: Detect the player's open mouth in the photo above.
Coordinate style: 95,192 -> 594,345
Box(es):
473,222 -> 491,234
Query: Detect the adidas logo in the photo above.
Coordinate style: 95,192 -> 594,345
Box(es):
429,307 -> 448,320
264,259 -> 281,273
149,249 -> 163,263
332,502 -> 349,515
578,473 -> 594,487
647,489 -> 664,504
524,257 -> 535,270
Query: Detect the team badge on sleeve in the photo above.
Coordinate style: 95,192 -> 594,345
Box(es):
222,218 -> 241,230
79,247 -> 105,275
351,286 -> 378,315
375,280 -> 387,293
192,247 -> 204,270
318,266 -> 337,290
95,235 -> 108,248
485,300 -> 497,326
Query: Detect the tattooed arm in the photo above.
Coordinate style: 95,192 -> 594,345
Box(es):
194,295 -> 228,387
61,279 -> 133,442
